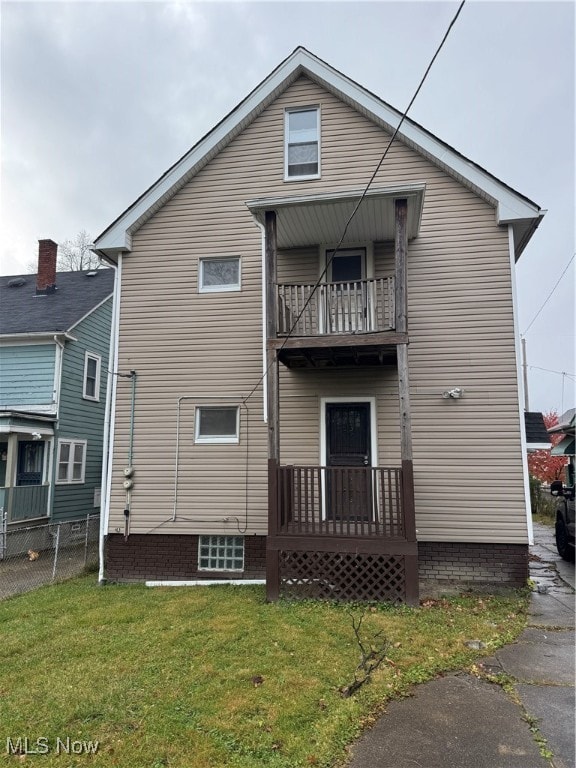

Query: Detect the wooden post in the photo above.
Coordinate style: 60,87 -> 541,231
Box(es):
266,458 -> 280,601
394,198 -> 408,334
265,210 -> 279,462
394,198 -> 418,603
395,198 -> 412,462
265,212 -> 280,601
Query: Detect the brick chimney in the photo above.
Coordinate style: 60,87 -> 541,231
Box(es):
36,239 -> 58,294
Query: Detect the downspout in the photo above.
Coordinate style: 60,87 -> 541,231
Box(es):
50,334 -> 66,519
508,225 -> 533,546
99,256 -> 121,584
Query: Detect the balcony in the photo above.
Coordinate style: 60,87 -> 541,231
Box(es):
273,276 -> 406,368
277,276 -> 395,336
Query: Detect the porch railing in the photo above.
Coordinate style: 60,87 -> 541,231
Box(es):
1,485 -> 50,522
277,276 -> 395,337
271,464 -> 406,538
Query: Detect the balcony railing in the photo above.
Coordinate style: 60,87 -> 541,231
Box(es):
277,276 -> 395,337
270,463 -> 406,539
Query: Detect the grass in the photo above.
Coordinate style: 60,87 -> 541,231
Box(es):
0,578 -> 529,767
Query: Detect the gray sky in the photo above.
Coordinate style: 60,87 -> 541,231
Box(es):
1,0 -> 574,415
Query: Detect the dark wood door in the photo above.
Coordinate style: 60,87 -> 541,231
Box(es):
326,403 -> 372,521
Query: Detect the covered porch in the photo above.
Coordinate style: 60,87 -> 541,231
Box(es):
248,187 -> 421,604
0,411 -> 55,527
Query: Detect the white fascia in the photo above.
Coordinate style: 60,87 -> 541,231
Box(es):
508,225 -> 533,546
94,48 -> 542,258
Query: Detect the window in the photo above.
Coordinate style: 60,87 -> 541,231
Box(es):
199,257 -> 241,292
198,535 -> 244,571
285,107 -> 320,179
83,352 -> 101,401
195,406 -> 239,444
56,440 -> 87,484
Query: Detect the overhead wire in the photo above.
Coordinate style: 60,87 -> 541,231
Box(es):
242,0 -> 467,406
523,252 -> 575,335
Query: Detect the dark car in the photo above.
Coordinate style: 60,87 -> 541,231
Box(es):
551,471 -> 575,562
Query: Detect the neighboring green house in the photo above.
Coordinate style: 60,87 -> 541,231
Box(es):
0,239 -> 114,531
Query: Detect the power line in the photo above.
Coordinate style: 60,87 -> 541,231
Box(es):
243,0 -> 467,405
528,365 -> 576,380
523,252 -> 575,335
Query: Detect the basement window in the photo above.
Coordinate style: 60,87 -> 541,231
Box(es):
198,535 -> 244,571
195,406 -> 239,444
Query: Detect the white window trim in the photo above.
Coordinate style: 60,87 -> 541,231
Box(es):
198,535 -> 245,572
55,439 -> 87,485
199,256 -> 241,293
284,105 -> 321,182
319,397 -> 378,521
194,405 -> 240,445
83,351 -> 101,401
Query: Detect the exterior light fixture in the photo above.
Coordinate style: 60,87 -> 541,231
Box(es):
442,388 -> 464,400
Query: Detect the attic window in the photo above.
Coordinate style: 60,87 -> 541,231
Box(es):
285,107 -> 320,180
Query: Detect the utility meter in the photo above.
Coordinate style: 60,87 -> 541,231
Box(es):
123,478 -> 134,490
124,466 -> 135,478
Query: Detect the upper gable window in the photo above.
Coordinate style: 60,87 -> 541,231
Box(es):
199,257 -> 241,293
285,107 -> 320,180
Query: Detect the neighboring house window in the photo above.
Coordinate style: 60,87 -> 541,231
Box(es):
83,352 -> 101,401
198,535 -> 244,571
195,406 -> 240,444
56,440 -> 87,484
199,257 -> 241,292
285,107 -> 320,179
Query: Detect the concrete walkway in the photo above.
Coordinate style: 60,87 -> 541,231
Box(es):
347,523 -> 575,768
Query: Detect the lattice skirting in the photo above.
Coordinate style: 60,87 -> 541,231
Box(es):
279,550 -> 408,603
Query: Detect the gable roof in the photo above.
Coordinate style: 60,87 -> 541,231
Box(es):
0,269 -> 114,337
524,412 -> 551,447
94,46 -> 544,262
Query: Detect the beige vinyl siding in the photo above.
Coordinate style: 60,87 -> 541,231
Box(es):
110,75 -> 526,543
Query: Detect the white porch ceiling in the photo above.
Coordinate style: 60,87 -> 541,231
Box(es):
246,184 -> 425,249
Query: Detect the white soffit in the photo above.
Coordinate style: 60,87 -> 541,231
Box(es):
94,47 -> 542,257
247,185 -> 425,249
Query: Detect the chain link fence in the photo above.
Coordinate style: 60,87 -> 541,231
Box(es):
0,514 -> 99,600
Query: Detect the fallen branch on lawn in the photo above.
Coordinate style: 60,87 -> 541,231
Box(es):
339,610 -> 390,697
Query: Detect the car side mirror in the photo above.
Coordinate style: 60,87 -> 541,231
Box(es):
550,480 -> 564,497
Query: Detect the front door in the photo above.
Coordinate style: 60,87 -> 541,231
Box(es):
326,403 -> 372,521
16,441 -> 44,486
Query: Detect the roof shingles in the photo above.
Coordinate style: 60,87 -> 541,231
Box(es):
0,270 -> 114,336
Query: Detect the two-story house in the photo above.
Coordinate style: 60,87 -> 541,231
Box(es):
94,48 -> 544,603
0,240 -> 114,539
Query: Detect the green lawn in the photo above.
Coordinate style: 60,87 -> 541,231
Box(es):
0,579 -> 529,767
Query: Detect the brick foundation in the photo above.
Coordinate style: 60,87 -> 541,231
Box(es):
105,534 -> 529,595
418,541 -> 529,597
105,534 -> 266,582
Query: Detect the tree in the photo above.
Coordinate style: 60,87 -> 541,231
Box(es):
56,230 -> 103,271
527,410 -> 568,483
27,230 -> 106,273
